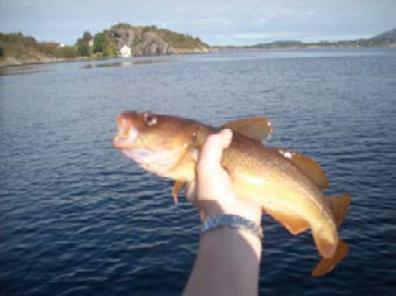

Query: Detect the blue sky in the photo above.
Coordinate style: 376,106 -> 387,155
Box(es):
0,0 -> 395,46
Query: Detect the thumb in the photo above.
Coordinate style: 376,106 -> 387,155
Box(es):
198,129 -> 233,171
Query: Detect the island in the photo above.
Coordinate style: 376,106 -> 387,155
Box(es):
0,23 -> 210,67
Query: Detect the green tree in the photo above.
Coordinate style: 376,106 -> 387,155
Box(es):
77,44 -> 91,57
76,31 -> 93,46
93,32 -> 117,57
103,46 -> 117,57
93,32 -> 108,53
81,31 -> 93,43
75,31 -> 93,57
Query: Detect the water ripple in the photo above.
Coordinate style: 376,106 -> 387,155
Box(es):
1,48 -> 395,295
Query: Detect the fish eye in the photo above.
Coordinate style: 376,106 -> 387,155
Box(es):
143,112 -> 158,126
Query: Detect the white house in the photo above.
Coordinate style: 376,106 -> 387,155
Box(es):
119,45 -> 131,58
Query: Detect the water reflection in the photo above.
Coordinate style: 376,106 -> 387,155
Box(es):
82,58 -> 170,69
0,49 -> 388,77
0,57 -> 171,76
1,48 -> 395,296
0,64 -> 52,76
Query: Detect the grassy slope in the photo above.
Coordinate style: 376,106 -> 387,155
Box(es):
0,32 -> 78,65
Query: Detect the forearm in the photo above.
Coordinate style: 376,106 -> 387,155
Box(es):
183,227 -> 262,296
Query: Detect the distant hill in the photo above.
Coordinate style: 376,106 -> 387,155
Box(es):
223,28 -> 396,49
0,23 -> 210,67
249,40 -> 303,49
332,28 -> 396,47
370,28 -> 396,42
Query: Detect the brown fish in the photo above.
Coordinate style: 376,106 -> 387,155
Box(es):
113,111 -> 351,276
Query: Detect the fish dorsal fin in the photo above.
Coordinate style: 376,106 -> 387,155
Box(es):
276,149 -> 329,190
312,239 -> 349,276
264,208 -> 310,235
222,116 -> 272,141
329,194 -> 352,227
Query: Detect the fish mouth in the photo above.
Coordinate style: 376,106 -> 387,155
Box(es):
113,115 -> 139,149
120,147 -> 182,176
113,128 -> 139,149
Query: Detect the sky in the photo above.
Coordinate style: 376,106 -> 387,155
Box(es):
0,0 -> 395,46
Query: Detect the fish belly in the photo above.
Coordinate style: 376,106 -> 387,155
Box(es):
231,165 -> 339,257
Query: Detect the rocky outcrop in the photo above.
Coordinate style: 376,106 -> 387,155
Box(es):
107,24 -> 210,57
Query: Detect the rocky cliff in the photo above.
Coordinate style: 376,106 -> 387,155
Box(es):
93,23 -> 210,57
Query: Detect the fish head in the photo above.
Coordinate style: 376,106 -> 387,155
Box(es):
113,111 -> 202,176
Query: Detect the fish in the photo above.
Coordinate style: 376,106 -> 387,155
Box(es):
113,111 -> 351,276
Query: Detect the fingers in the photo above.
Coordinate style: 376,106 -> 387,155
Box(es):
187,129 -> 233,203
198,129 -> 233,172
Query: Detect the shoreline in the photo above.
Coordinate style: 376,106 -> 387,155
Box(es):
0,48 -> 213,69
213,44 -> 396,51
0,56 -> 95,69
1,45 -> 394,69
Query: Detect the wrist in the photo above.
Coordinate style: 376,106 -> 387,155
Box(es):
200,225 -> 262,259
197,200 -> 262,225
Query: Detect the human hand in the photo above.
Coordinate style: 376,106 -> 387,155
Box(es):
183,129 -> 262,296
186,129 -> 262,224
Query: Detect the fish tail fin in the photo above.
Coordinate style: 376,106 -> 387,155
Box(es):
329,194 -> 352,227
312,239 -> 349,276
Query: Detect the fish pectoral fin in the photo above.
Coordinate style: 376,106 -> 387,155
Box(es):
276,148 -> 329,190
221,116 -> 272,142
330,194 -> 352,227
172,180 -> 186,204
264,208 -> 310,235
312,239 -> 349,276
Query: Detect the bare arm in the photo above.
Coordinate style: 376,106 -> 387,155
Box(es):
183,129 -> 262,296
